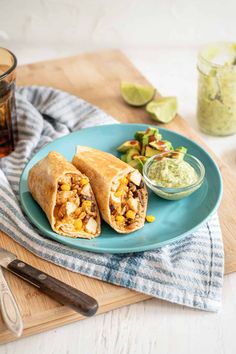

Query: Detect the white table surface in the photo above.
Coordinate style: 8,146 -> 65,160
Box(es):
2,48 -> 236,354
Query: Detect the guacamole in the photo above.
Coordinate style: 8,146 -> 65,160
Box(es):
197,42 -> 236,136
147,158 -> 198,188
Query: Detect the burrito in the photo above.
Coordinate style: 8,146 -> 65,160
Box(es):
72,146 -> 148,233
28,151 -> 101,239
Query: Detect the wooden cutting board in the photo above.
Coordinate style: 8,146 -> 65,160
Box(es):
0,49 -> 236,344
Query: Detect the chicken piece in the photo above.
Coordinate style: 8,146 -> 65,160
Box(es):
127,197 -> 138,212
110,193 -> 121,205
66,202 -> 77,216
58,204 -> 67,219
56,190 -> 76,205
129,170 -> 142,186
58,202 -> 77,219
71,175 -> 80,184
68,196 -> 80,207
58,174 -> 72,185
85,217 -> 97,234
81,183 -> 91,197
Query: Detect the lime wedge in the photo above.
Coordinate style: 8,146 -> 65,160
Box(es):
146,97 -> 177,123
121,82 -> 156,107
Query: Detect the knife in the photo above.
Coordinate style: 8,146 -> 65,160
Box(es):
0,266 -> 23,337
0,247 -> 98,320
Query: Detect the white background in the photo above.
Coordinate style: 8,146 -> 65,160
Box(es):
1,1 -> 236,353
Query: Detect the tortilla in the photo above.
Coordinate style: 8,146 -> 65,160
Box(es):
72,146 -> 148,233
28,151 -> 101,239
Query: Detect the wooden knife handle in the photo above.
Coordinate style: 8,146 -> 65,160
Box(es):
8,259 -> 98,317
0,267 -> 23,337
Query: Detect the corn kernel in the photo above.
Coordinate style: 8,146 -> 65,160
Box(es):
120,177 -> 128,185
145,215 -> 156,223
74,219 -> 83,230
126,210 -> 136,219
115,215 -> 125,223
74,207 -> 82,218
82,200 -> 92,211
115,189 -> 124,197
80,178 -> 89,187
79,211 -> 86,220
60,184 -> 71,191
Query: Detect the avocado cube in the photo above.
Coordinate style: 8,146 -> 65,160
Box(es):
145,146 -> 159,157
117,140 -> 141,153
171,152 -> 183,160
141,127 -> 161,155
172,146 -> 187,160
162,140 -> 173,150
148,133 -> 162,143
175,146 -> 187,154
126,148 -> 140,162
120,154 -> 128,162
149,140 -> 170,151
141,134 -> 152,155
133,155 -> 148,164
128,159 -> 143,173
145,127 -> 159,135
134,130 -> 146,142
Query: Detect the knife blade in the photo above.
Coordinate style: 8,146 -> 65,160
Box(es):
0,247 -> 98,317
0,266 -> 23,337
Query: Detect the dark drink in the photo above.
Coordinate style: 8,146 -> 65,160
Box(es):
0,48 -> 17,157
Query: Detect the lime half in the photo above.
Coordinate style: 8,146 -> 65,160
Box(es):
121,82 -> 156,107
146,97 -> 177,123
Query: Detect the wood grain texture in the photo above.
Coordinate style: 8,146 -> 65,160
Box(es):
0,49 -> 235,343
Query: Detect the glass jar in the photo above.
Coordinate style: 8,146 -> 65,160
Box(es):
197,42 -> 236,136
0,48 -> 18,157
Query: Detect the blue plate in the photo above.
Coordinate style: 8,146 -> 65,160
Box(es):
20,124 -> 223,253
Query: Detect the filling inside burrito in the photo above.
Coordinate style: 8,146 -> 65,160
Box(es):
54,173 -> 99,236
109,170 -> 146,231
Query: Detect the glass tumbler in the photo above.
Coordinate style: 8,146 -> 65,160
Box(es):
0,48 -> 18,157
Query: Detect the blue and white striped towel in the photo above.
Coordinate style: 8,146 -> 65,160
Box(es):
0,86 -> 224,312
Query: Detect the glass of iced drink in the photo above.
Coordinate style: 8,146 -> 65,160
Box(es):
0,48 -> 17,157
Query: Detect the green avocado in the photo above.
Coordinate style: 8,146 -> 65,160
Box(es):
145,127 -> 159,135
134,130 -> 146,142
117,140 -> 141,153
145,145 -> 159,157
175,146 -> 187,154
149,140 -> 172,151
162,140 -> 173,150
128,159 -> 143,173
120,154 -> 128,162
141,127 -> 161,155
172,146 -> 187,160
126,148 -> 140,162
133,155 -> 148,164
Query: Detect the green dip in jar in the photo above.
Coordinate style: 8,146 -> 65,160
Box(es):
197,42 -> 236,136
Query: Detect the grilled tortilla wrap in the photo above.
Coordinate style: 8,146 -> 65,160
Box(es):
72,146 -> 148,233
28,151 -> 101,239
